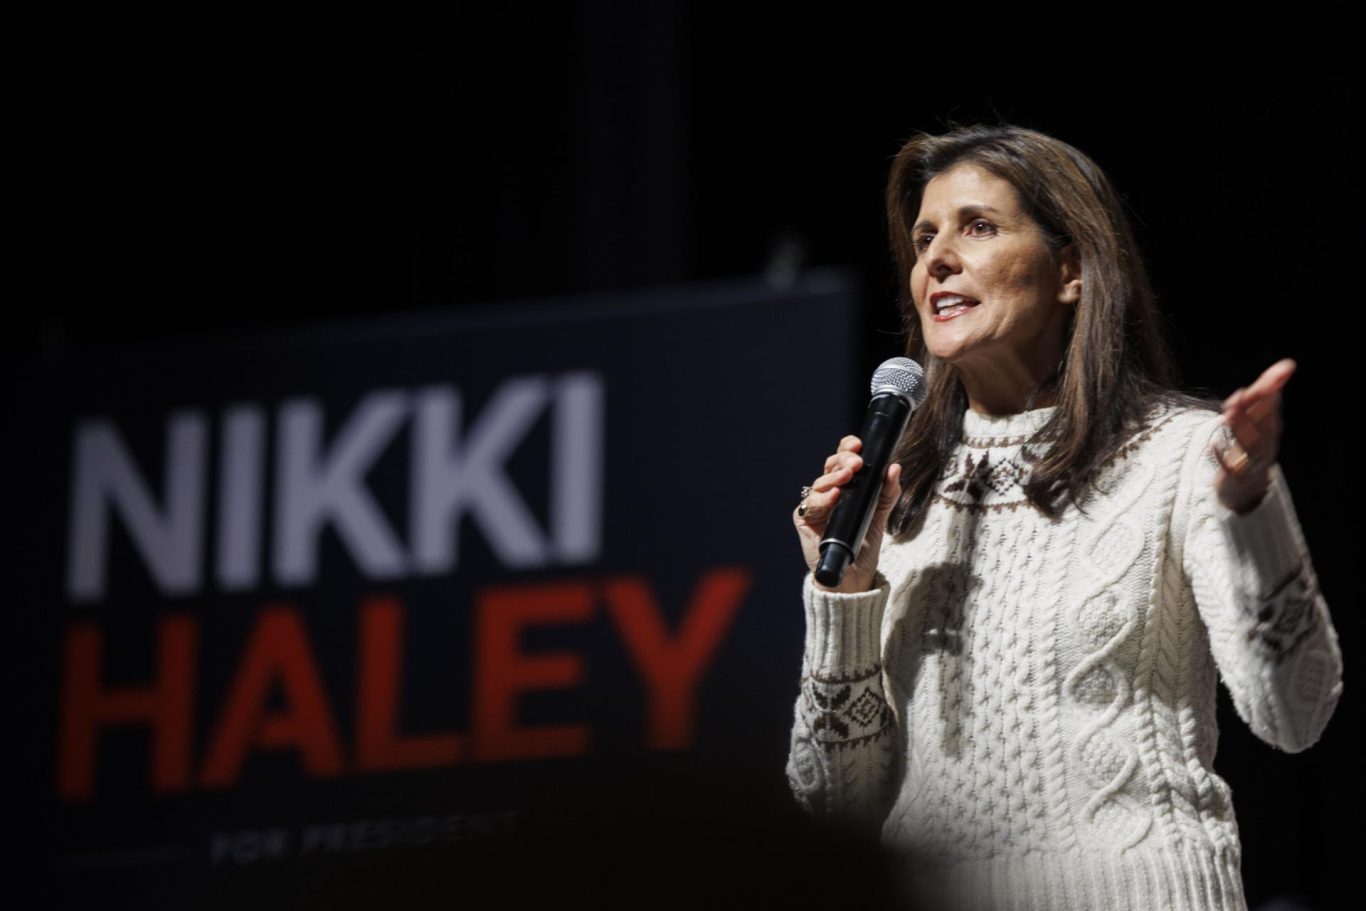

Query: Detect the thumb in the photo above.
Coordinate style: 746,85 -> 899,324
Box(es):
876,463 -> 902,517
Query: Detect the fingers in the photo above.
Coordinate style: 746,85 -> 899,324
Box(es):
1212,436 -> 1258,478
1224,386 -> 1283,433
795,483 -> 841,525
823,435 -> 863,473
1221,358 -> 1293,466
876,463 -> 902,513
1234,359 -> 1295,399
1227,358 -> 1295,421
1215,412 -> 1257,464
1226,407 -> 1281,454
1252,357 -> 1297,397
1226,385 -> 1280,428
796,463 -> 902,539
800,439 -> 897,530
812,463 -> 854,493
803,445 -> 861,524
1210,439 -> 1271,513
821,449 -> 864,480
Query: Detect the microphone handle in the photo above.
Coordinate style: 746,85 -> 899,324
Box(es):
814,391 -> 912,588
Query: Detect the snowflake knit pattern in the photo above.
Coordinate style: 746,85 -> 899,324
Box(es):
786,403 -> 1343,911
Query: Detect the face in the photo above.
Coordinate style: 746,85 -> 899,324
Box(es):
909,164 -> 1080,374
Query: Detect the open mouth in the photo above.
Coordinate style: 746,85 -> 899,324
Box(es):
932,293 -> 979,321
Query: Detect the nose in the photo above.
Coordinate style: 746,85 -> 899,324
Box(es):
922,234 -> 962,282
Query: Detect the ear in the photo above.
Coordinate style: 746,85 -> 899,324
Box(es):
1056,243 -> 1082,306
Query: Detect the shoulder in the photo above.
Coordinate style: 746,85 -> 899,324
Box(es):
1114,398 -> 1224,466
1151,402 -> 1228,479
1078,399 -> 1222,505
1127,401 -> 1236,531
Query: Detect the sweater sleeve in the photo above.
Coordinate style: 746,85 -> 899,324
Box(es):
1180,414 -> 1344,753
785,570 -> 900,834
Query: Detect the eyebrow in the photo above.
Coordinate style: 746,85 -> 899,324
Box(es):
912,204 -> 1005,235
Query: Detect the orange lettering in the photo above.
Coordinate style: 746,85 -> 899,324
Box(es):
356,596 -> 462,770
57,615 -> 197,801
604,567 -> 750,749
472,581 -> 594,761
200,605 -> 344,788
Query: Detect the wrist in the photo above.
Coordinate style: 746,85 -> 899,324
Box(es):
812,575 -> 875,595
1221,474 -> 1271,516
1230,491 -> 1267,515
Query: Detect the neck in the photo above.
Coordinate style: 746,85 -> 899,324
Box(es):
960,369 -> 1059,416
950,314 -> 1069,415
953,339 -> 1065,416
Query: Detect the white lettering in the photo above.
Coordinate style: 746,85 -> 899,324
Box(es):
274,391 -> 409,585
551,372 -> 603,562
66,412 -> 207,602
64,372 -> 606,602
409,377 -> 550,573
217,405 -> 266,590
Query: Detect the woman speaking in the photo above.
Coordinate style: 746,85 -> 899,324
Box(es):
785,125 -> 1343,910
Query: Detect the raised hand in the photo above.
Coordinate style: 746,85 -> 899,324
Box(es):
1211,358 -> 1296,515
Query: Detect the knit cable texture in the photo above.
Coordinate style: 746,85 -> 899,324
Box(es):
785,404 -> 1344,911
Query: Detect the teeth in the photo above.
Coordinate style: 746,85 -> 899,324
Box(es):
933,295 -> 977,313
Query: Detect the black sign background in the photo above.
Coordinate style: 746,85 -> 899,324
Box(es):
7,273 -> 866,906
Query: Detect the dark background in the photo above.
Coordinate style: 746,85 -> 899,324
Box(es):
18,4 -> 1361,909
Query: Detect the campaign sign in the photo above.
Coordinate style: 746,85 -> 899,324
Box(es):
7,273 -> 862,906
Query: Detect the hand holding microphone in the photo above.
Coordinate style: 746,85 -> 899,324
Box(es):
793,358 -> 927,593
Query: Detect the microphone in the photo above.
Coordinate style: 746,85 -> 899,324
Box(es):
815,357 -> 927,588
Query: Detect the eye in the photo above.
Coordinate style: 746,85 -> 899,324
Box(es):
913,232 -> 935,254
968,218 -> 996,237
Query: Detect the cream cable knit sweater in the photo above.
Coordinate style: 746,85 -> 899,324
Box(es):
785,403 -> 1343,911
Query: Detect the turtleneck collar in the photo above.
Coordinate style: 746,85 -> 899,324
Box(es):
961,405 -> 1058,444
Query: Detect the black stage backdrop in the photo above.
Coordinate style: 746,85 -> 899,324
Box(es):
11,6 -> 1359,910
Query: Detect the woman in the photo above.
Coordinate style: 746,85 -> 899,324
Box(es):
785,125 -> 1343,911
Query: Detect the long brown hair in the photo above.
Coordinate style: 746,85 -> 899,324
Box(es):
884,124 -> 1216,536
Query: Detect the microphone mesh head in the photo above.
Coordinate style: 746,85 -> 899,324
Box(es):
871,357 -> 928,408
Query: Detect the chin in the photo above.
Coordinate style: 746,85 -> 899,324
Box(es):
925,341 -> 976,365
